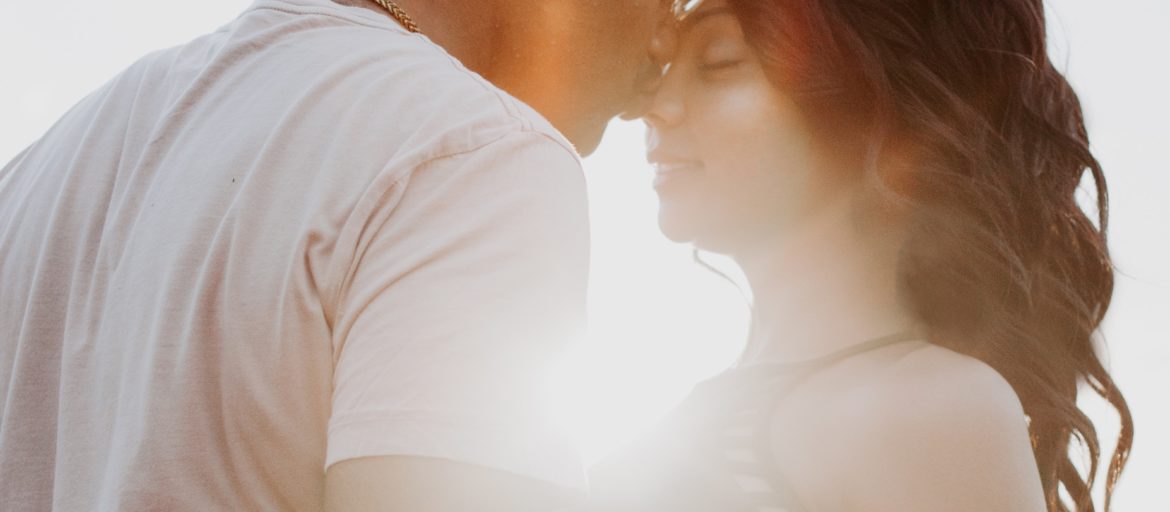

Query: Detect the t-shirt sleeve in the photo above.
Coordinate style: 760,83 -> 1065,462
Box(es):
324,130 -> 590,492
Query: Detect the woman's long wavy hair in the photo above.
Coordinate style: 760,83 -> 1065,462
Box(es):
708,0 -> 1133,510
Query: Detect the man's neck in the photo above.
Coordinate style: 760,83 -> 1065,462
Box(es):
342,0 -> 499,74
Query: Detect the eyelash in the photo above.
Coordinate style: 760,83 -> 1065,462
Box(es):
699,60 -> 742,73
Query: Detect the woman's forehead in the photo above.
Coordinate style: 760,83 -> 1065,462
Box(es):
677,0 -> 736,35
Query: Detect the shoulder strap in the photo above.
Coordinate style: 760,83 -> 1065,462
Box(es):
729,331 -> 922,511
735,330 -> 920,378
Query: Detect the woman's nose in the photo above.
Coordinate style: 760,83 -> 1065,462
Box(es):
620,17 -> 680,120
643,64 -> 686,130
642,15 -> 686,126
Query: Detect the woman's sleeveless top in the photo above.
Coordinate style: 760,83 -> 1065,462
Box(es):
581,333 -> 917,512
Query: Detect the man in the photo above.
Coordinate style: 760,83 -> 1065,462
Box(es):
0,0 -> 674,510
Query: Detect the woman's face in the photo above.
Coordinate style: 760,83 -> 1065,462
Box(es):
645,0 -> 841,254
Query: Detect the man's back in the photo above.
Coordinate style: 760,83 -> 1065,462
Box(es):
0,1 -> 589,509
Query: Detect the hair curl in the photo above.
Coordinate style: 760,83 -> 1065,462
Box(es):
720,1 -> 1133,510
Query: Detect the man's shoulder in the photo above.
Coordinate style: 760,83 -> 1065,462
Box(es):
372,43 -> 576,161
244,0 -> 579,160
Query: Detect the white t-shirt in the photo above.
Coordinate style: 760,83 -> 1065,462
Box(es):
0,0 -> 589,509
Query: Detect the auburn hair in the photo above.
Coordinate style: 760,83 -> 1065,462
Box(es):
713,1 -> 1133,510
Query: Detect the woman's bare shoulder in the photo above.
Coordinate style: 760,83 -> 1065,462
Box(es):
771,342 -> 1047,511
794,342 -> 1027,432
870,342 -> 1023,417
842,343 -> 1043,511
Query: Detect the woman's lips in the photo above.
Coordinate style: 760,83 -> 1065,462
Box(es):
652,161 -> 704,189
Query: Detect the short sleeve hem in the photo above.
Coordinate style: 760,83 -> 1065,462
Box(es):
325,410 -> 587,493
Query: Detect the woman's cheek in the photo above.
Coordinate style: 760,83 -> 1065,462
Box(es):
696,81 -> 781,144
695,80 -> 799,191
694,79 -> 822,238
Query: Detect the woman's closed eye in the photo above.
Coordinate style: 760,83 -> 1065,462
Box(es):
696,39 -> 747,74
699,59 -> 743,72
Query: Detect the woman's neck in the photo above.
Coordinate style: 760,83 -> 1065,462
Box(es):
734,199 -> 917,364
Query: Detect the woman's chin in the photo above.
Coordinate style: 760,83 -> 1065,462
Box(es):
656,199 -> 746,253
657,208 -> 750,255
656,209 -> 698,245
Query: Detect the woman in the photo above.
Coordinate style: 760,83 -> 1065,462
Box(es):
583,0 -> 1133,511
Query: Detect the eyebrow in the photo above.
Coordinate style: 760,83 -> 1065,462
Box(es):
680,6 -> 735,32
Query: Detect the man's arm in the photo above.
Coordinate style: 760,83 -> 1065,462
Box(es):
323,130 -> 589,510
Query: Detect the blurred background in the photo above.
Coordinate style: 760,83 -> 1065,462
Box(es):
2,0 -> 1165,508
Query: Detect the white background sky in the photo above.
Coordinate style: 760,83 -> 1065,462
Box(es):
2,0 -> 1166,508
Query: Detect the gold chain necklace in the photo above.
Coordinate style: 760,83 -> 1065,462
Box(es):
371,0 -> 420,33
